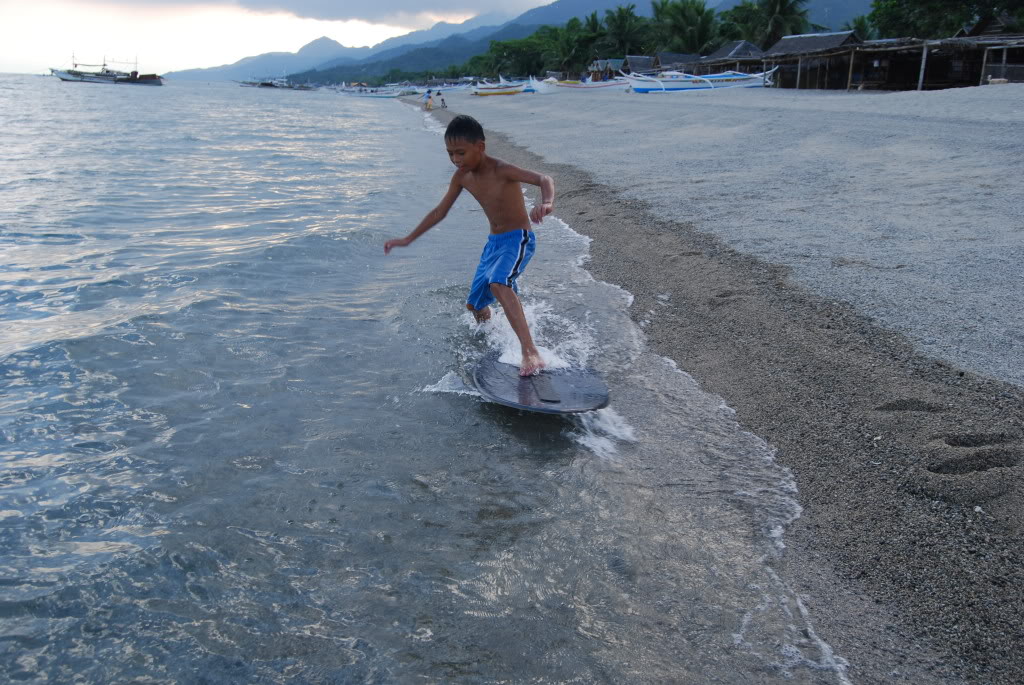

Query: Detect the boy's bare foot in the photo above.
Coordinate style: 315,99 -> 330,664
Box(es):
520,350 -> 545,376
467,303 -> 491,323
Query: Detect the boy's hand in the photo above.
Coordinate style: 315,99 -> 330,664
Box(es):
384,237 -> 411,255
530,202 -> 553,224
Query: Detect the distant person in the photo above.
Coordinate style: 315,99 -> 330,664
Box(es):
384,115 -> 554,375
440,93 -> 447,108
425,92 -> 434,111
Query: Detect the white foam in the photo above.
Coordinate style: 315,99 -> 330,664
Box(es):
468,300 -> 594,370
421,371 -> 479,396
570,407 -> 638,459
422,111 -> 446,135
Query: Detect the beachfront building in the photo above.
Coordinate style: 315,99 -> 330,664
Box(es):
654,52 -> 700,70
959,14 -> 1024,83
586,59 -> 625,81
762,31 -> 862,89
761,16 -> 1024,91
624,55 -> 655,73
690,40 -> 765,75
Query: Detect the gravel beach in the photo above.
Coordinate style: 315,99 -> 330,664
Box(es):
422,84 -> 1024,683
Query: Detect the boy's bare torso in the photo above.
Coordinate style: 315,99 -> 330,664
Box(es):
455,157 -> 531,234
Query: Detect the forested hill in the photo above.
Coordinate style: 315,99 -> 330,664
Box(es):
289,24 -> 543,82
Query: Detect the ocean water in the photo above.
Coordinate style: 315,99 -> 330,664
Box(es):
1,76 -> 850,683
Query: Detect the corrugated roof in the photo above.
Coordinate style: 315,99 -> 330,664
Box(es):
763,31 -> 860,57
705,40 -> 764,60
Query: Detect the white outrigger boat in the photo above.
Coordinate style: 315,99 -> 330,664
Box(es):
554,77 -> 629,90
471,76 -> 526,96
621,67 -> 776,93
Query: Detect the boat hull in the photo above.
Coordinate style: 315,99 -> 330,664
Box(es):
471,80 -> 526,96
624,69 -> 774,93
554,79 -> 628,90
471,86 -> 525,96
50,68 -> 163,85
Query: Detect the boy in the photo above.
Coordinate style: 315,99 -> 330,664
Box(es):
384,114 -> 554,376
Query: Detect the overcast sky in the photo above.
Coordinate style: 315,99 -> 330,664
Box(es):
0,0 -> 546,74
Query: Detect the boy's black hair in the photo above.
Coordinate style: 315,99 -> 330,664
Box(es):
445,115 -> 485,143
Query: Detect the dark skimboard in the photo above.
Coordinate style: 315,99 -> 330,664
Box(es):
472,351 -> 609,415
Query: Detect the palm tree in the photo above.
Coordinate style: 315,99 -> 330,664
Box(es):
603,4 -> 648,57
538,25 -> 580,74
650,0 -> 675,50
583,10 -> 604,37
843,15 -> 879,40
718,1 -> 765,45
758,0 -> 810,50
665,0 -> 721,55
579,12 -> 606,64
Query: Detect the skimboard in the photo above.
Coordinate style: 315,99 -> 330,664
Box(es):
472,351 -> 609,415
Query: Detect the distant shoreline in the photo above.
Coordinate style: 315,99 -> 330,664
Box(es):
420,88 -> 1024,684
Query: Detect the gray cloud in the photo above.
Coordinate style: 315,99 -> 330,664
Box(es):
132,0 -> 544,24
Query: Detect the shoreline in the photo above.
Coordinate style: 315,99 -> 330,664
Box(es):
422,100 -> 1024,683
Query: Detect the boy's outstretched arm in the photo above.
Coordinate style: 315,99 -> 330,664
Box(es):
499,163 -> 555,224
384,177 -> 463,255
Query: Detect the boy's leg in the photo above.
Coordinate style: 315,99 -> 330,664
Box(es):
466,302 -> 491,322
489,283 -> 544,376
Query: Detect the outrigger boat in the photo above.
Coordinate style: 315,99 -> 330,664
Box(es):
554,77 -> 629,90
50,56 -> 163,85
472,76 -> 526,96
621,67 -> 776,93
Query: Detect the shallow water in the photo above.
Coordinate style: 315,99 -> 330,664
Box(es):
1,76 -> 849,683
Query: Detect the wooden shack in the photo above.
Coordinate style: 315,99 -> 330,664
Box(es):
964,14 -> 1024,83
587,59 -> 625,81
624,55 -> 655,73
693,40 -> 765,74
762,17 -> 1024,91
762,31 -> 862,89
654,52 -> 700,70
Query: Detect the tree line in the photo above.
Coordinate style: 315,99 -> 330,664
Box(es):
315,0 -> 1024,84
458,0 -> 820,79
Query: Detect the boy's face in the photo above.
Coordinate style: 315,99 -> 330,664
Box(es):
445,137 -> 485,172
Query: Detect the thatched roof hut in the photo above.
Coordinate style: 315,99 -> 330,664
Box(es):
624,55 -> 654,72
956,13 -> 1023,38
587,58 -> 625,80
763,31 -> 861,57
655,52 -> 699,69
760,26 -> 1024,90
688,39 -> 766,74
706,40 -> 764,61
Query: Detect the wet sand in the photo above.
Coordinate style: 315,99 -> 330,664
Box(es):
420,88 -> 1024,684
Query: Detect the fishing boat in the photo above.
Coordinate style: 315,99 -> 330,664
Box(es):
554,77 -> 629,90
523,77 -> 557,94
621,67 -> 776,93
472,76 -> 526,96
471,83 -> 525,96
340,88 -> 402,98
50,57 -> 163,85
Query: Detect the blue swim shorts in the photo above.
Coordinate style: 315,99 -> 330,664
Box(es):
466,229 -> 536,311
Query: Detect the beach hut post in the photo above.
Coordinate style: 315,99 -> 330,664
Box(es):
846,48 -> 857,90
917,43 -> 929,91
796,57 -> 802,89
979,46 -> 990,85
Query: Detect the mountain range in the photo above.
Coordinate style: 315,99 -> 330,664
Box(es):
165,0 -> 872,81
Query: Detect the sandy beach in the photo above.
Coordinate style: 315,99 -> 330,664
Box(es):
423,85 -> 1024,684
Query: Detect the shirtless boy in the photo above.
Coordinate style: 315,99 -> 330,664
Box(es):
384,114 -> 554,376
